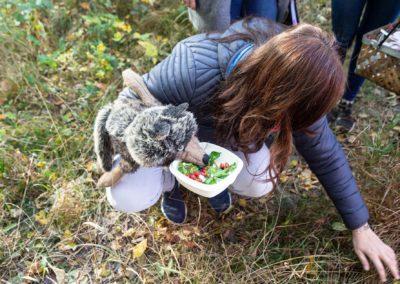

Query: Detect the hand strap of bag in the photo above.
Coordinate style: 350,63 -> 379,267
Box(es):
377,18 -> 400,49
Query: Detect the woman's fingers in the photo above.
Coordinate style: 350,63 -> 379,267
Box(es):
352,226 -> 399,282
381,248 -> 400,280
369,255 -> 387,282
355,250 -> 370,271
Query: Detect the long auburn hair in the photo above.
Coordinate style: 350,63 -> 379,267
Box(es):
214,20 -> 346,181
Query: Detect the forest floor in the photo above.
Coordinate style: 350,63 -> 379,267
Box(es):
0,0 -> 399,283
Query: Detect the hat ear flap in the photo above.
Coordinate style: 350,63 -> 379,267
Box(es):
163,103 -> 189,117
175,103 -> 189,113
151,121 -> 171,140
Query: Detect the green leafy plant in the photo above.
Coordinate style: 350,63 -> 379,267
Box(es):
178,151 -> 237,185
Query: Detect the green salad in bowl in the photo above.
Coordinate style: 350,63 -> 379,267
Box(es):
178,151 -> 237,185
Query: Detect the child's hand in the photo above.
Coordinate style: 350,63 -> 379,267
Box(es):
97,166 -> 123,188
183,0 -> 196,10
176,136 -> 206,166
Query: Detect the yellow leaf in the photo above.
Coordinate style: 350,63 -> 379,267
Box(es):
114,21 -> 132,33
279,173 -> 288,183
49,172 -> 57,182
0,114 -> 5,120
290,159 -> 298,167
96,42 -> 106,54
35,210 -> 50,225
85,162 -> 94,172
305,255 -> 317,275
63,229 -> 73,239
132,239 -> 147,259
141,0 -> 155,5
299,169 -> 312,180
80,2 -> 90,10
36,161 -> 46,168
303,182 -> 313,191
238,198 -> 247,207
98,264 -> 111,278
138,40 -> 158,59
96,70 -> 106,79
123,228 -> 136,238
86,52 -> 94,60
121,23 -> 132,33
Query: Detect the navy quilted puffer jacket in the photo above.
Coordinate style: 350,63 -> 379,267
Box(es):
128,18 -> 369,229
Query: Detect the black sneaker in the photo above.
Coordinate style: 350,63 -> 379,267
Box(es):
332,99 -> 356,132
208,189 -> 232,214
336,115 -> 356,132
161,180 -> 187,224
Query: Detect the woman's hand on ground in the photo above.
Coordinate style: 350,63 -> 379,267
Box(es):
183,0 -> 196,9
352,223 -> 399,282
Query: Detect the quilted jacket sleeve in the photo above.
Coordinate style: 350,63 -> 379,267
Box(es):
293,117 -> 369,230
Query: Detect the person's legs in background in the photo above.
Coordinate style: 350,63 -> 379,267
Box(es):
243,0 -> 278,21
230,0 -> 243,22
331,0 -> 400,131
344,0 -> 400,102
330,0 -> 365,131
331,0 -> 366,61
231,0 -> 278,23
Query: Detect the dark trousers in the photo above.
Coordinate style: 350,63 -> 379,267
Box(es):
332,0 -> 400,101
231,0 -> 278,22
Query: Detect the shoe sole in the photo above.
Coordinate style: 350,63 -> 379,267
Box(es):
211,190 -> 233,215
160,196 -> 187,225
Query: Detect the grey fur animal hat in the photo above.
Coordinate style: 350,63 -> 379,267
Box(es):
94,69 -> 205,188
124,103 -> 198,167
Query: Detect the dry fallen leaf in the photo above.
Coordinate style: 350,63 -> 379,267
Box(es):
123,228 -> 136,238
347,135 -> 357,144
299,169 -> 312,180
80,2 -> 90,10
97,263 -> 111,278
34,210 -> 50,225
48,264 -> 66,284
305,255 -> 317,275
279,173 -> 289,183
132,239 -> 147,259
238,198 -> 247,207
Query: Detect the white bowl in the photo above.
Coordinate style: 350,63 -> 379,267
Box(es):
169,142 -> 244,198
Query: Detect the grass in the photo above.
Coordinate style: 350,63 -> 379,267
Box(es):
0,0 -> 399,283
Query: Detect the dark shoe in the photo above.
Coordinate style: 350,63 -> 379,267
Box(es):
331,99 -> 356,132
161,180 -> 187,224
208,189 -> 232,214
336,115 -> 356,132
